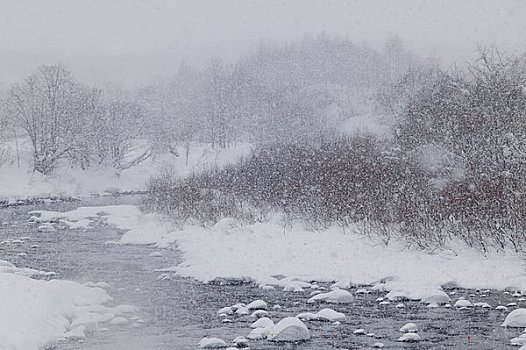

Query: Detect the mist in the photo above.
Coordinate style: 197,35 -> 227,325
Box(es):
1,0 -> 526,87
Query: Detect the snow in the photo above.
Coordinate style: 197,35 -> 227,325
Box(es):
247,327 -> 271,340
198,337 -> 227,348
454,299 -> 474,308
313,308 -> 346,322
397,333 -> 421,342
231,336 -> 248,347
267,317 -> 311,342
250,310 -> 268,318
0,264 -> 135,350
234,307 -> 249,316
297,308 -> 345,322
503,309 -> 526,328
250,317 -> 274,329
386,286 -> 450,304
0,143 -> 250,201
217,307 -> 233,315
511,337 -> 526,346
399,322 -> 418,333
32,205 -> 526,300
246,299 -> 267,310
307,289 -> 354,304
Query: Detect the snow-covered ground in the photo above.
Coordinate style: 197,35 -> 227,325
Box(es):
0,141 -> 250,350
0,140 -> 250,201
30,205 -> 526,299
0,260 -> 137,350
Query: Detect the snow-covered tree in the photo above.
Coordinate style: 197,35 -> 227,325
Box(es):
5,65 -> 95,174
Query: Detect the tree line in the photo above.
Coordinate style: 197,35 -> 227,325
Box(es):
0,34 -> 417,173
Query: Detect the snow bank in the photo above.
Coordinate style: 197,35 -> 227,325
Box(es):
29,205 -> 173,246
0,263 -> 129,350
166,220 -> 526,294
32,206 -> 526,296
0,142 -> 250,201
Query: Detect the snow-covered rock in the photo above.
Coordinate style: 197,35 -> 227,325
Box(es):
421,290 -> 450,304
246,299 -> 267,310
198,337 -> 228,348
217,307 -> 233,315
355,288 -> 370,295
231,336 -> 248,347
474,302 -> 491,308
387,287 -> 449,304
235,307 -> 249,316
296,312 -> 318,321
454,299 -> 473,308
63,326 -> 86,341
247,327 -> 271,340
353,328 -> 366,335
307,289 -> 354,304
250,317 -> 274,329
503,309 -> 526,328
267,317 -> 310,342
511,337 -> 526,346
399,323 -> 418,333
373,342 -> 385,348
315,308 -> 346,322
330,278 -> 353,290
398,333 -> 421,342
230,303 -> 245,311
251,310 -> 268,318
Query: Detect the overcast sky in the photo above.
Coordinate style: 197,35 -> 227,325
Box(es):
1,0 -> 526,87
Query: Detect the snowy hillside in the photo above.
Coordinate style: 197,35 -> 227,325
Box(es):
0,140 -> 251,201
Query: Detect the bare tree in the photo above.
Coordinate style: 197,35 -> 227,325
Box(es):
6,65 -> 93,174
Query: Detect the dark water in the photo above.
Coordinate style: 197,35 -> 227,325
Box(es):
0,196 -> 523,350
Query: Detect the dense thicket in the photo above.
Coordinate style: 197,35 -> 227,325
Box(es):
146,47 -> 526,252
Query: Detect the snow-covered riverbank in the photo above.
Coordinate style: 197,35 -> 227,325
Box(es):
30,205 -> 526,297
0,143 -> 250,201
0,260 -> 130,350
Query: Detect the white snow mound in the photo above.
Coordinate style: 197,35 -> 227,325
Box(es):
307,289 -> 354,304
198,337 -> 227,348
246,299 -> 267,310
250,317 -> 274,329
267,317 -> 311,342
503,309 -> 526,328
399,323 -> 418,333
398,333 -> 421,342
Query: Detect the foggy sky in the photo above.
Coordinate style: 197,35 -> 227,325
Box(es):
1,0 -> 526,87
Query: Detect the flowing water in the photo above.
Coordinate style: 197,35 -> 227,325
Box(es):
0,196 -> 522,350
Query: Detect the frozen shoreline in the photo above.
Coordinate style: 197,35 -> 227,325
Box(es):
31,205 -> 526,296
